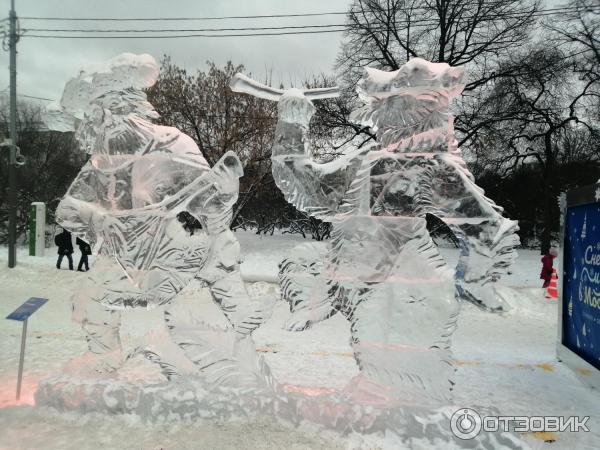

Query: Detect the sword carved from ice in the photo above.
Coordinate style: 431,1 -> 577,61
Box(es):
230,73 -> 341,101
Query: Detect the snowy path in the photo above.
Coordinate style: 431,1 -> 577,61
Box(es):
0,233 -> 599,449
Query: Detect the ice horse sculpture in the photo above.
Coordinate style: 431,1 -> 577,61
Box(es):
231,58 -> 520,405
43,54 -> 269,380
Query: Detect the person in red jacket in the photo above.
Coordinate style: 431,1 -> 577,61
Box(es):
540,248 -> 558,288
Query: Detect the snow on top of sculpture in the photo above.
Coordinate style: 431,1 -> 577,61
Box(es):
356,58 -> 465,98
46,53 -> 159,136
351,57 -> 466,153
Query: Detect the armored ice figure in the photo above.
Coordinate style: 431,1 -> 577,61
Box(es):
349,59 -> 520,311
232,58 -> 519,405
47,54 -> 268,378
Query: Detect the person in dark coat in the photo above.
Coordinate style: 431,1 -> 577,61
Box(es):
540,248 -> 558,288
55,228 -> 74,270
76,237 -> 92,272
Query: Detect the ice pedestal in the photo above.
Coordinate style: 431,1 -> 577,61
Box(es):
35,375 -> 529,450
35,370 -> 277,422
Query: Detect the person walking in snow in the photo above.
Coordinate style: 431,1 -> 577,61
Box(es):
540,248 -> 558,288
55,228 -> 74,270
76,237 -> 91,272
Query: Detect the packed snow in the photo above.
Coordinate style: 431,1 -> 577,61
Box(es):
1,232 -> 599,449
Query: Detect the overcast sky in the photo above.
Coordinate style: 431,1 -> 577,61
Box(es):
1,0 -> 352,103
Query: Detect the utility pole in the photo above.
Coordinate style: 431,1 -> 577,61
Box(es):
7,0 -> 18,268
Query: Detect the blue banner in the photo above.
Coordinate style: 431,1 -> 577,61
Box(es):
563,202 -> 600,369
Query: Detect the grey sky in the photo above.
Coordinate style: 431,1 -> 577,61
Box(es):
1,0 -> 352,103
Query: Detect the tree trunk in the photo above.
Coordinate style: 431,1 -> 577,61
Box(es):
540,133 -> 555,255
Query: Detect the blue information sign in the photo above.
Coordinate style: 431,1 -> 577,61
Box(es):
562,199 -> 600,370
6,297 -> 48,321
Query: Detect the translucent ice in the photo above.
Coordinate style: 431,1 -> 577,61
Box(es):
47,53 -> 271,380
350,60 -> 520,311
232,57 -> 520,406
32,55 -> 526,449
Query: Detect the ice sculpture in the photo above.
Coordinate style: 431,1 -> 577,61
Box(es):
349,60 -> 520,311
32,54 -> 527,450
44,53 -> 270,379
231,58 -> 520,405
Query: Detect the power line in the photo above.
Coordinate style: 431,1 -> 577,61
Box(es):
23,23 -> 348,33
20,94 -> 54,101
19,11 -> 348,21
15,1 -> 598,23
0,91 -> 54,101
345,4 -> 600,28
11,1 -> 580,22
17,5 -> 600,39
23,29 -> 349,39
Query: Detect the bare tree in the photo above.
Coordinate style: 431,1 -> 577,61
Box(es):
314,0 -> 600,251
471,44 -> 599,252
550,0 -> 600,77
146,58 -> 277,225
325,0 -> 541,149
304,74 -> 377,158
339,0 -> 538,80
147,59 -> 335,239
0,100 -> 85,242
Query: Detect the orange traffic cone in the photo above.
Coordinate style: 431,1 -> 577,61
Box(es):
545,268 -> 558,299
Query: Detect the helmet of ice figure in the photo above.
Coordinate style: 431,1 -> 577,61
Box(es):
277,88 -> 316,127
45,53 -> 159,157
349,58 -> 466,150
356,58 -> 466,101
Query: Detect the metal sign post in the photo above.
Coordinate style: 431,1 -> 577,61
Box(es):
6,297 -> 48,400
16,318 -> 27,400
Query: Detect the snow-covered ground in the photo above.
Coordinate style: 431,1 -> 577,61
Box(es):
0,231 -> 599,449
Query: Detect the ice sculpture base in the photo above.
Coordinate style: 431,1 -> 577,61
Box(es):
34,373 -> 277,422
35,375 -> 528,449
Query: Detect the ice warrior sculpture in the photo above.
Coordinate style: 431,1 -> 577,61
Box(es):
348,60 -> 520,311
46,54 -> 267,378
232,58 -> 520,405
